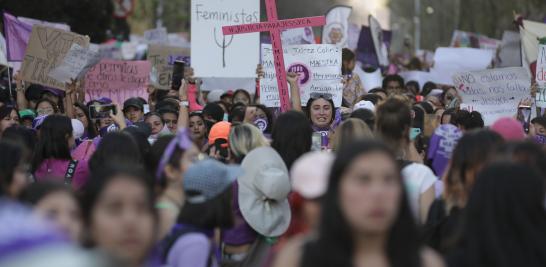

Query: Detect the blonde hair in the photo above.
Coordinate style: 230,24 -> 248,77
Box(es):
229,123 -> 269,158
331,118 -> 374,151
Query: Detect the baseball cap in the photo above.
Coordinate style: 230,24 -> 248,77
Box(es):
207,90 -> 224,103
183,158 -> 242,203
353,100 -> 375,112
208,121 -> 231,145
123,97 -> 145,112
19,109 -> 36,120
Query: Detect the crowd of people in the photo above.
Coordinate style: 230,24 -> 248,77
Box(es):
1,35 -> 546,267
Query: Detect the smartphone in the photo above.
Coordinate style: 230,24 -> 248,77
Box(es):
143,104 -> 150,114
89,104 -> 117,119
518,104 -> 532,133
311,132 -> 322,151
171,60 -> 185,90
410,127 -> 422,141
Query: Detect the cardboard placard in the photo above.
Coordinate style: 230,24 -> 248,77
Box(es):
147,44 -> 191,90
535,44 -> 546,108
453,67 -> 531,125
20,25 -> 89,90
84,59 -> 151,104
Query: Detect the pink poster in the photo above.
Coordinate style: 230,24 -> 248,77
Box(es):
84,59 -> 150,104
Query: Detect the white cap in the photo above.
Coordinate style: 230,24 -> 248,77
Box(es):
353,100 -> 375,112
71,119 -> 85,140
290,152 -> 334,199
207,90 -> 224,103
427,89 -> 444,97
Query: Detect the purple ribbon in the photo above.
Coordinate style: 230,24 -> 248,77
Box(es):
155,128 -> 194,180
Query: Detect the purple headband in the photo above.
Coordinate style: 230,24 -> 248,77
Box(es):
155,128 -> 194,180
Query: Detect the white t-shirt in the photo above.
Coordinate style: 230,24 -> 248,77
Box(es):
401,163 -> 437,222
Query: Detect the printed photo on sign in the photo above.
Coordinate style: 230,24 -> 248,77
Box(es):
260,44 -> 342,107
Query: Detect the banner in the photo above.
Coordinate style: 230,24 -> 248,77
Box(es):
356,25 -> 391,68
143,27 -> 168,45
369,15 -> 389,67
48,43 -> 101,83
84,59 -> 151,104
430,47 -> 494,85
322,6 -> 352,48
536,43 -> 546,108
260,44 -> 342,107
2,12 -> 70,61
147,44 -> 191,90
520,20 -> 546,79
20,25 -> 89,90
191,0 -> 260,78
453,67 -> 531,125
281,27 -> 315,46
450,30 -> 502,51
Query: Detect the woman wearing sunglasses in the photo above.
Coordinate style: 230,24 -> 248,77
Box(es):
288,73 -> 337,150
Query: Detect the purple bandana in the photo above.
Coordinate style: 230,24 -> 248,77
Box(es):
428,124 -> 463,177
155,128 -> 194,180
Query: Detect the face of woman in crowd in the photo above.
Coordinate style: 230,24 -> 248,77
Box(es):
443,88 -> 458,106
339,152 -> 401,234
310,98 -> 333,129
36,101 -> 55,116
35,191 -> 83,242
189,115 -> 206,141
90,176 -> 155,266
441,114 -> 452,125
145,115 -> 164,135
74,106 -> 89,129
162,113 -> 178,134
98,117 -> 113,130
1,109 -> 20,133
233,92 -> 250,105
164,144 -> 200,184
125,107 -> 144,123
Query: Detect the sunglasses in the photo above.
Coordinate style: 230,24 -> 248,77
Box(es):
309,92 -> 333,100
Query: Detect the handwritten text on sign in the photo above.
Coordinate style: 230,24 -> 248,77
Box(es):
535,44 -> 546,108
147,45 -> 190,90
260,44 -> 342,107
84,59 -> 151,104
21,25 -> 89,90
453,67 -> 531,125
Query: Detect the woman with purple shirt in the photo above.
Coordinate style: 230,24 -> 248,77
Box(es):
32,115 -> 89,191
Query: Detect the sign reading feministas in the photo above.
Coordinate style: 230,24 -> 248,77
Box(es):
191,0 -> 260,78
260,44 -> 342,107
453,67 -> 531,125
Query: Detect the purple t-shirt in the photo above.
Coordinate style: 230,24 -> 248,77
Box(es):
221,182 -> 257,246
167,233 -> 218,267
427,124 -> 462,177
34,158 -> 89,190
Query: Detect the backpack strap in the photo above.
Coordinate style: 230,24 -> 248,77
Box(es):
64,160 -> 78,185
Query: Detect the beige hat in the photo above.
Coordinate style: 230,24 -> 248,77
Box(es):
238,147 -> 291,237
290,152 -> 334,199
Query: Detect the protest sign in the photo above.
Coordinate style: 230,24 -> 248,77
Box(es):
48,43 -> 101,83
399,71 -> 433,90
453,67 -> 531,125
450,30 -> 501,50
143,27 -> 168,45
536,43 -> 546,108
147,44 -> 191,90
84,59 -> 151,104
20,25 -> 89,90
260,44 -> 342,107
0,34 -> 7,67
281,27 -> 315,45
3,12 -> 70,61
322,6 -> 352,48
497,31 -> 521,68
191,0 -> 260,78
430,47 -> 494,84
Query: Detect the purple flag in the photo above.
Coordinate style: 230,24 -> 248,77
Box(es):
3,12 -> 70,61
3,12 -> 32,61
356,25 -> 391,69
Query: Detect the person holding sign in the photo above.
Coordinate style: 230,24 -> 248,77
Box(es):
341,48 -> 365,106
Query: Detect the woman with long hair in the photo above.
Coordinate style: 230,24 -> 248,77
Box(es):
448,162 -> 546,267
273,140 -> 444,267
271,111 -> 312,170
32,115 -> 89,190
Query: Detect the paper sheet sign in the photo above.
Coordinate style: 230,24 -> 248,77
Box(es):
260,44 -> 342,107
453,67 -> 531,125
48,43 -> 101,83
84,59 -> 151,104
147,44 -> 190,90
20,25 -> 89,90
143,27 -> 168,45
536,44 -> 546,108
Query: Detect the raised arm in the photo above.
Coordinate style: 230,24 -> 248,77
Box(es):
287,72 -> 302,112
14,72 -> 29,110
177,79 -> 190,130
